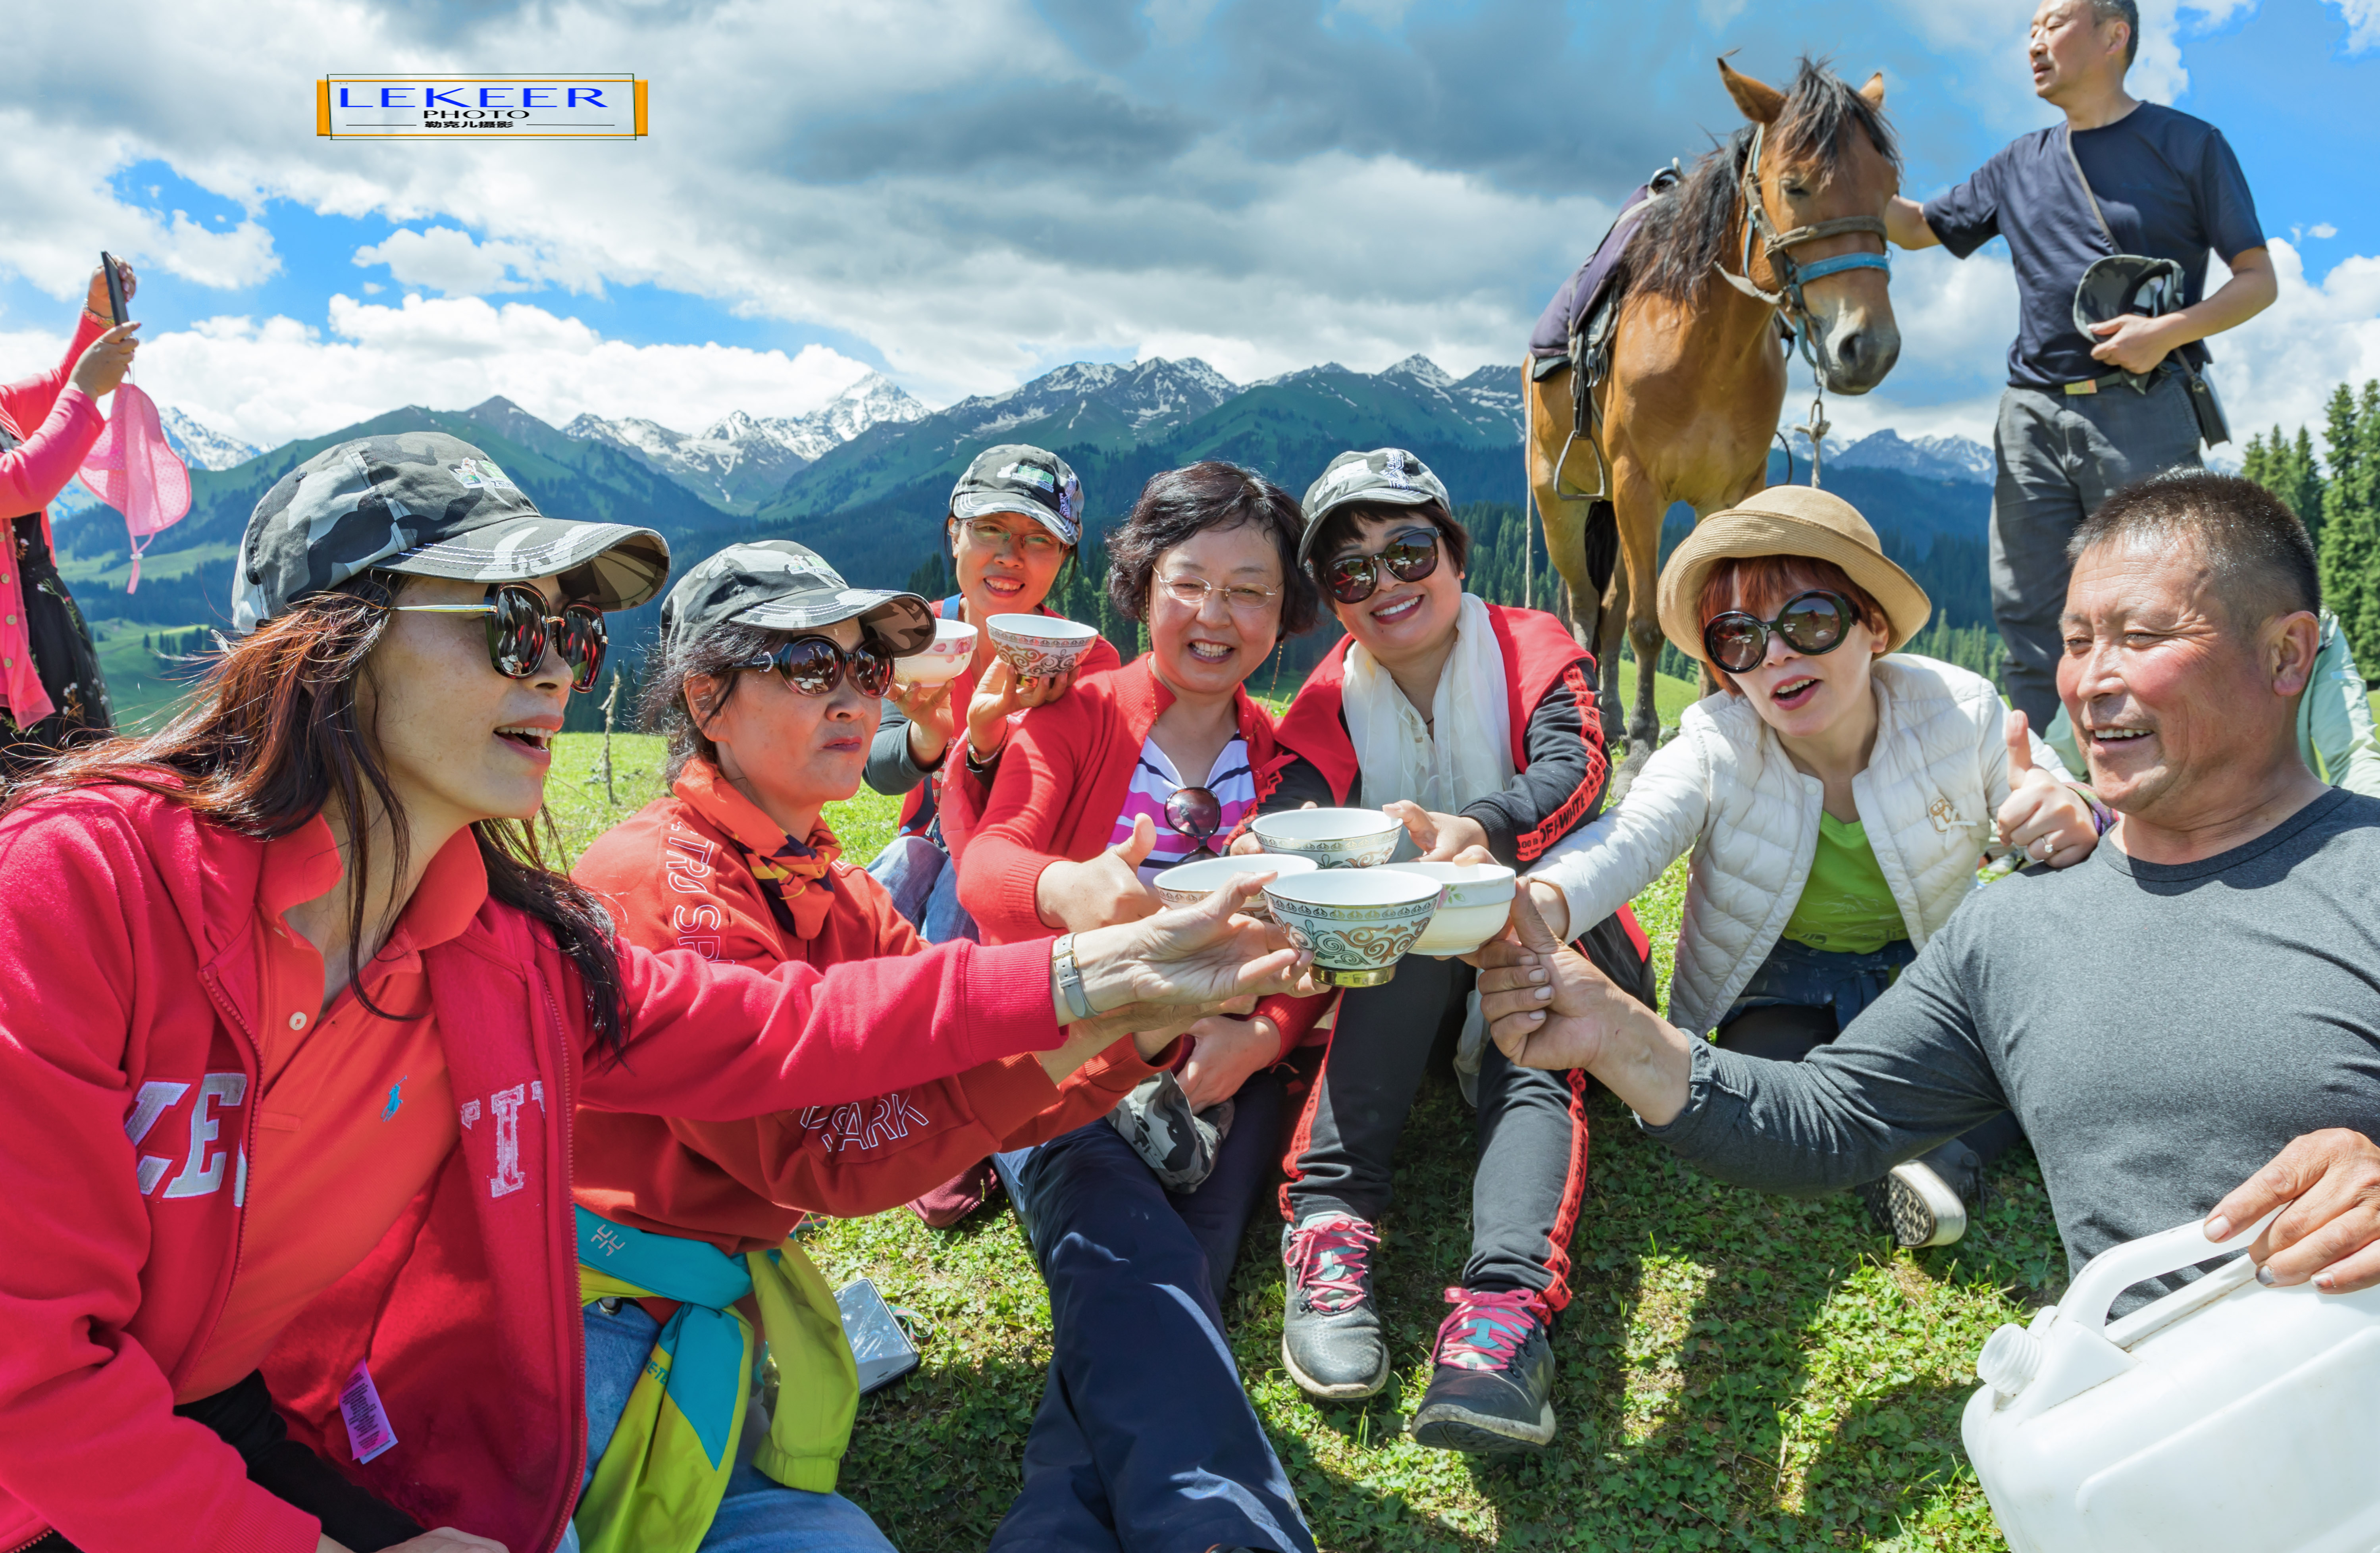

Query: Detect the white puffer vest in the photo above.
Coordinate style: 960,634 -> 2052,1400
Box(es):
1533,655 -> 2072,1035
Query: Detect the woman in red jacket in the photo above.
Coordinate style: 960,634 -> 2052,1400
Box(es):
1251,449 -> 1652,1457
0,434 -> 1310,1553
958,461 -> 1324,1553
864,444 -> 1122,944
568,540 -> 1180,1551
0,260 -> 144,767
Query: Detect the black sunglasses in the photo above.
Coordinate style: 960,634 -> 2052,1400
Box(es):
1164,785 -> 1224,854
391,582 -> 608,692
1322,527 -> 1440,605
1702,589 -> 1860,675
739,635 -> 895,699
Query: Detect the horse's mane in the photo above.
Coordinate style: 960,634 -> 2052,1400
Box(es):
1617,57 -> 1902,304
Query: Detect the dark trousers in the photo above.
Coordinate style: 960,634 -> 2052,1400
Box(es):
31,1370 -> 424,1551
1989,371 -> 2203,730
1283,954 -> 1591,1303
1715,1003 -> 2024,1177
988,1071 -> 1315,1553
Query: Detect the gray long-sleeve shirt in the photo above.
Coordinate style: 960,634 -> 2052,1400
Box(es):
1647,788 -> 2380,1308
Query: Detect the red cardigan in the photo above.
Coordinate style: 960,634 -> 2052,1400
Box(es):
0,784 -> 1064,1553
570,761 -> 1159,1254
956,655 -> 1284,945
0,309 -> 106,520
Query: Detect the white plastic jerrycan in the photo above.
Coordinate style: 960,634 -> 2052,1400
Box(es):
1962,1208 -> 2380,1552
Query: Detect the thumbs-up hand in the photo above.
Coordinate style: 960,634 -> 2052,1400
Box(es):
1033,811 -> 1166,932
1993,709 -> 2101,869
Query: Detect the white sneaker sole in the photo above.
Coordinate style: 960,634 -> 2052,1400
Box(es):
1410,1397 -> 1558,1453
1281,1333 -> 1390,1400
1885,1161 -> 1968,1248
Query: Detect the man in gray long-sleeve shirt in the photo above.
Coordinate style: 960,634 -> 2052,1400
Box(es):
1478,472 -> 2380,1310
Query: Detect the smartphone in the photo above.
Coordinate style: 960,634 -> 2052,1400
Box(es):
99,252 -> 129,326
835,1277 -> 921,1395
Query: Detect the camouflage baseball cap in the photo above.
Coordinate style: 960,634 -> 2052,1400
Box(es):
661,540 -> 935,657
950,444 -> 1082,545
1297,447 -> 1454,566
232,432 -> 670,633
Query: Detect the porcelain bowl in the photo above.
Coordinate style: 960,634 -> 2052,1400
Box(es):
1151,853 -> 1318,920
1261,868 -> 1444,987
1247,806 -> 1405,869
986,614 -> 1101,680
891,618 -> 977,688
1378,861 -> 1517,956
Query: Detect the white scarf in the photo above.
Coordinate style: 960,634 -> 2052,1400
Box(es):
1340,592 -> 1514,813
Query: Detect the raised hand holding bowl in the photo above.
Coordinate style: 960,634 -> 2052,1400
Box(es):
891,618 -> 977,688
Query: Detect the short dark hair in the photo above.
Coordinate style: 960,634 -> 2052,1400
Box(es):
2069,470 -> 2319,627
1307,501 -> 1472,593
1106,461 -> 1321,638
2089,0 -> 2140,67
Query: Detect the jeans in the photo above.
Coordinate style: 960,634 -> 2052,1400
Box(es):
866,832 -> 980,944
1719,937 -> 2023,1182
578,1301 -> 898,1553
1284,954 -> 1591,1302
986,1073 -> 1315,1553
1990,369 -> 2204,730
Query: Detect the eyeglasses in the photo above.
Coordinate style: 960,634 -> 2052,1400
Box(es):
1701,589 -> 1861,674
1322,528 -> 1440,605
1158,574 -> 1281,615
957,519 -> 1063,557
738,635 -> 896,699
390,582 -> 608,692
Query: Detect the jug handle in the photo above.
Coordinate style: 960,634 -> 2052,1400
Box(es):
2059,1206 -> 2282,1339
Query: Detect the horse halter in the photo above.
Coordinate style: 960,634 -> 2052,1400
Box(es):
1714,120 -> 1892,378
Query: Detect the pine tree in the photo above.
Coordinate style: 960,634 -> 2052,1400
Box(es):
2287,426 -> 2327,548
2319,382 -> 2380,666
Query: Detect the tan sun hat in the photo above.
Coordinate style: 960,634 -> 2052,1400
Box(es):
1655,486 -> 1931,664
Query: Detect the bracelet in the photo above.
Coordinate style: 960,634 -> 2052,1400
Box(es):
2069,782 -> 2116,836
1052,933 -> 1096,1023
82,306 -> 112,327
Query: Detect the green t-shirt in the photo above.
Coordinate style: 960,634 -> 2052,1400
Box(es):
1780,813 -> 1909,955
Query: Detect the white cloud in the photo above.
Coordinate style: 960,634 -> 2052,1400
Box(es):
2330,0 -> 2380,51
2203,239 -> 2380,444
68,294 -> 879,449
352,227 -> 550,297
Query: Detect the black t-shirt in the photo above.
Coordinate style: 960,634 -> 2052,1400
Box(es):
1923,103 -> 2264,390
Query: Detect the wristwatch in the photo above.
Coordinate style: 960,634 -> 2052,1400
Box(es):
1051,933 -> 1096,1023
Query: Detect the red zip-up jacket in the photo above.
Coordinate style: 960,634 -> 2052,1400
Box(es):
955,655 -> 1285,947
570,761 -> 1159,1254
0,784 -> 1066,1553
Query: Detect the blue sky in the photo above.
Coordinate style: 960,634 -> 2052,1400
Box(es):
0,0 -> 2372,451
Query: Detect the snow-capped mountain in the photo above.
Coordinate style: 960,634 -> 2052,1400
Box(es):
564,372 -> 928,512
1830,428 -> 1995,485
926,358 -> 1240,446
158,408 -> 264,472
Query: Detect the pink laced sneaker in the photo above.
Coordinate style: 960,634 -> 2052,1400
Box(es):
1284,1214 -> 1379,1313
1433,1286 -> 1550,1372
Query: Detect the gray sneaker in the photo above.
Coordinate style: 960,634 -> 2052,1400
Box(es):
1281,1213 -> 1390,1399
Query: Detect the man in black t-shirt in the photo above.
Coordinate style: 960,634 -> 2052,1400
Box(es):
1883,0 -> 2276,731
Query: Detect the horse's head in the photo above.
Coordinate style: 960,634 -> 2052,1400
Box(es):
1720,58 -> 1903,395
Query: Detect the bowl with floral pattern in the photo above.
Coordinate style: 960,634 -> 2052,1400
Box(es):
987,614 -> 1101,680
1247,806 -> 1404,869
1377,860 -> 1516,956
1152,853 -> 1317,920
891,618 -> 977,688
1261,867 -> 1444,987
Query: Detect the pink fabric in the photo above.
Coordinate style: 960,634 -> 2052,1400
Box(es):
0,311 -> 108,724
75,379 -> 189,594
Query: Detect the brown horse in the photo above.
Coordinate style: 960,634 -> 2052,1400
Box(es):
1526,58 -> 1903,787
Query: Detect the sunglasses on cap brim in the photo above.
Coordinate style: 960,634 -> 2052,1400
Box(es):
1701,589 -> 1863,675
389,582 -> 608,692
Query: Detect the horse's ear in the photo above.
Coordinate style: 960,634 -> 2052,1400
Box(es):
1858,71 -> 1887,112
1716,57 -> 1785,125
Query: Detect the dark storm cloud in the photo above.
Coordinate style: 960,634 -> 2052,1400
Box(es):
790,84 -> 1205,184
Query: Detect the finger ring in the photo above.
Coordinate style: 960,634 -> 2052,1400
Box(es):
2033,838 -> 2053,860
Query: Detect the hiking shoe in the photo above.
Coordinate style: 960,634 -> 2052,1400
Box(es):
1280,1213 -> 1390,1399
1410,1287 -> 1557,1453
1856,1159 -> 1970,1248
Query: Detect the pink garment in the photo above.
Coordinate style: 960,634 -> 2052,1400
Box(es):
0,311 -> 108,724
75,379 -> 190,593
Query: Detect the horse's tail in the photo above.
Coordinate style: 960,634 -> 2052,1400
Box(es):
1582,499 -> 1619,597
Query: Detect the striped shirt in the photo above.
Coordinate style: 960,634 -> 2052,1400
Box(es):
1112,735 -> 1255,882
